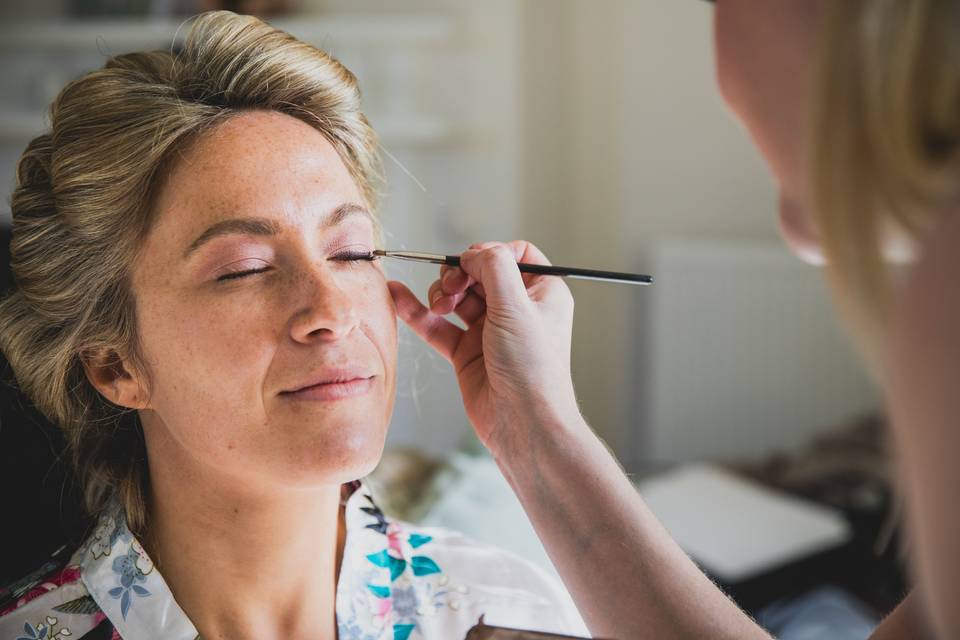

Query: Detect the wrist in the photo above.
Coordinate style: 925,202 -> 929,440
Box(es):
486,390 -> 588,466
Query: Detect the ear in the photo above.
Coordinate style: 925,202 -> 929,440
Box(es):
81,348 -> 149,411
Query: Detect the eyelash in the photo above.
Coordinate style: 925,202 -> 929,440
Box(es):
215,251 -> 378,282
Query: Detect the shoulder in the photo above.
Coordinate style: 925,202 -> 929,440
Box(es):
392,520 -> 589,637
0,550 -> 109,639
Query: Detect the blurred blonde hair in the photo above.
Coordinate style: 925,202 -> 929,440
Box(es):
812,0 -> 960,371
0,10 -> 381,535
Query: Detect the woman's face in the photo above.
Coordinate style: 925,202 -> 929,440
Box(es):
713,0 -> 823,264
129,110 -> 396,489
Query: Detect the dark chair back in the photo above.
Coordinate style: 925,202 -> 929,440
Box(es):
0,223 -> 91,584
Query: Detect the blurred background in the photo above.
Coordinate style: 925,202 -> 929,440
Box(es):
0,1 -> 902,637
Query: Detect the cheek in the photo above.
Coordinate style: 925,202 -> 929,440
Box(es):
713,1 -> 814,192
358,274 -> 399,372
713,1 -> 761,129
136,288 -> 276,417
713,4 -> 740,114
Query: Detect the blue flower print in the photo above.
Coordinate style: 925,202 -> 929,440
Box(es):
15,617 -> 72,640
336,620 -> 378,640
109,545 -> 152,619
391,585 -> 419,619
16,621 -> 47,640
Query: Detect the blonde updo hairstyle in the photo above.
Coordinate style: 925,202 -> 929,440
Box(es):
0,10 -> 381,536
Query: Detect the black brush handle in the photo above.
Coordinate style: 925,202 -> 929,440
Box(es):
443,255 -> 653,285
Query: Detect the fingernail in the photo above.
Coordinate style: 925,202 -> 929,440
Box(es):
442,269 -> 454,287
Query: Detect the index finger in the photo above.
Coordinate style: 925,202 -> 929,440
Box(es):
458,243 -> 530,308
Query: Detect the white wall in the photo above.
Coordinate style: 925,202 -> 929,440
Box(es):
648,241 -> 878,461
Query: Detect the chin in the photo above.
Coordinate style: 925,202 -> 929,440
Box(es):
331,429 -> 387,480
281,447 -> 385,487
273,419 -> 388,487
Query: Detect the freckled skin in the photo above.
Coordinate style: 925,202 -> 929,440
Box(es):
128,110 -> 397,491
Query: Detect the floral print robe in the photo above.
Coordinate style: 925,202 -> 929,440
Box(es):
0,482 -> 588,639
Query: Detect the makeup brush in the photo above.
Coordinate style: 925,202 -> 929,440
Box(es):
373,250 -> 653,286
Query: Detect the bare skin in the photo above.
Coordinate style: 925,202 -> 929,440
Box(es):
390,1 -> 952,638
84,110 -> 398,640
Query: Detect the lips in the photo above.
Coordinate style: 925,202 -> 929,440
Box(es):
280,368 -> 376,401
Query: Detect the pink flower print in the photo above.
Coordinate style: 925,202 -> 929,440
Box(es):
386,523 -> 405,557
374,596 -> 392,619
1,566 -> 83,614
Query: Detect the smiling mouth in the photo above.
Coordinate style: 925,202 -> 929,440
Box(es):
280,376 -> 375,402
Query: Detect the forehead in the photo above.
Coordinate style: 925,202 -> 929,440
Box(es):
152,110 -> 365,235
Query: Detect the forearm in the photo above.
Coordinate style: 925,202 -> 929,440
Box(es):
490,408 -> 770,640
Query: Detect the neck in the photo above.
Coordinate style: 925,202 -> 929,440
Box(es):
142,428 -> 346,640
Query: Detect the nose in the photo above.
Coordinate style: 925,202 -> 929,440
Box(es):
288,266 -> 360,343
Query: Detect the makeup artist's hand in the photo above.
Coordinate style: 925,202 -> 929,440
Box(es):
388,241 -> 583,454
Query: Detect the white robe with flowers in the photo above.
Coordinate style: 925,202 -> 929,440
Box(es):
0,481 -> 589,639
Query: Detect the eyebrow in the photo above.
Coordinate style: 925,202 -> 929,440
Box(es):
182,203 -> 371,259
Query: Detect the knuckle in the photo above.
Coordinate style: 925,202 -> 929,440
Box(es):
484,244 -> 512,262
509,239 -> 529,254
424,323 -> 444,341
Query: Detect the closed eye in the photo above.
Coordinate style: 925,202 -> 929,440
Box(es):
329,250 -> 379,270
330,250 -> 378,263
215,251 -> 376,282
216,266 -> 272,282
